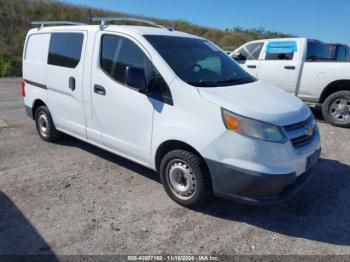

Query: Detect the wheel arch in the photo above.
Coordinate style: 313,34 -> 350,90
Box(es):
320,79 -> 350,103
32,99 -> 47,119
154,140 -> 208,173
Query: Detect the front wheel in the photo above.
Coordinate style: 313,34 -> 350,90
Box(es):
160,150 -> 212,207
322,90 -> 350,128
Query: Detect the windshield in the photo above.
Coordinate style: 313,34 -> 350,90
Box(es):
144,35 -> 255,87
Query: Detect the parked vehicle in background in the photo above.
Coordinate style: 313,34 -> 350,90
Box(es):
232,38 -> 350,127
327,43 -> 350,62
22,19 -> 320,207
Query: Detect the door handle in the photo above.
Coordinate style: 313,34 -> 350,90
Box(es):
247,65 -> 257,69
69,77 -> 75,91
94,84 -> 106,96
284,66 -> 296,70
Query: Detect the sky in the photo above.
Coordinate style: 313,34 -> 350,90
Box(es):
64,0 -> 350,45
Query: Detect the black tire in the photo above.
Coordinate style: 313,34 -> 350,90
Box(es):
35,106 -> 60,142
160,149 -> 212,207
322,90 -> 350,128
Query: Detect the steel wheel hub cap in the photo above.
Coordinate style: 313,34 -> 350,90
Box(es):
168,161 -> 196,200
330,98 -> 350,122
38,113 -> 49,136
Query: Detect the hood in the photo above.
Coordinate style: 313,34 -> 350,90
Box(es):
198,80 -> 310,126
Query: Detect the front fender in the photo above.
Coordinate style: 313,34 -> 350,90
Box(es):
151,125 -> 220,170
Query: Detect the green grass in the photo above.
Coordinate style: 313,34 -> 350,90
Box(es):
0,0 -> 292,77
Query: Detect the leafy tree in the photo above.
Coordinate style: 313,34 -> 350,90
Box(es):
0,0 -> 292,77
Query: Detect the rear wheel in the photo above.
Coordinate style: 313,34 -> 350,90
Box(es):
322,90 -> 350,128
160,149 -> 212,207
35,106 -> 60,142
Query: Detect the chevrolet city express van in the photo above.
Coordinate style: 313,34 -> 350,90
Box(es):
22,19 -> 321,207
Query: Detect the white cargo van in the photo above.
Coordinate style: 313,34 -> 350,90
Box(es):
22,19 -> 321,207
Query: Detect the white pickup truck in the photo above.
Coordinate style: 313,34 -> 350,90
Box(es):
231,38 -> 350,127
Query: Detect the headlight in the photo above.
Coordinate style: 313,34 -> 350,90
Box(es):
221,108 -> 287,143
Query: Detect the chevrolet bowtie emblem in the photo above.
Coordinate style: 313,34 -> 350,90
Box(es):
306,126 -> 314,137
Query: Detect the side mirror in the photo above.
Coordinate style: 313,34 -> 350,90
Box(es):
125,66 -> 146,90
231,52 -> 244,61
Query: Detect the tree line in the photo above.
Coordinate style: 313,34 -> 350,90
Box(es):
0,0 -> 292,77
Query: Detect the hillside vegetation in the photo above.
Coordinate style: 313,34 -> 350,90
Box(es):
0,0 -> 292,77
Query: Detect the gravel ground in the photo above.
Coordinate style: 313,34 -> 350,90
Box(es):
0,78 -> 350,256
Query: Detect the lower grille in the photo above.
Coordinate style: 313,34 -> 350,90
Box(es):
291,135 -> 314,148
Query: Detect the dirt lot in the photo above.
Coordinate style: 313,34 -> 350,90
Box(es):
1,78 -> 350,256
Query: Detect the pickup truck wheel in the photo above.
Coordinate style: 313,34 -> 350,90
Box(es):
35,106 -> 60,142
322,91 -> 350,128
160,150 -> 212,207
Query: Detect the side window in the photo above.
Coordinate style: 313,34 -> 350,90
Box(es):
336,46 -> 349,61
147,63 -> 172,104
101,34 -> 172,104
265,52 -> 294,60
306,41 -> 328,61
237,42 -> 264,61
48,33 -> 84,68
346,48 -> 350,61
265,41 -> 297,61
25,33 -> 50,63
101,34 -> 146,84
326,44 -> 337,60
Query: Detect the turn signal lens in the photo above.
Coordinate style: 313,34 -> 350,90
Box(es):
223,113 -> 241,132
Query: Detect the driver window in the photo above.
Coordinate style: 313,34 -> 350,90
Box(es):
101,34 -> 146,85
101,34 -> 172,104
237,42 -> 264,61
147,63 -> 172,105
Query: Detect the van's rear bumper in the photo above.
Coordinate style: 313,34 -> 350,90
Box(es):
25,105 -> 33,119
206,150 -> 320,205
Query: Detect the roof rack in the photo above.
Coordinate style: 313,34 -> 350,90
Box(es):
31,21 -> 86,28
91,16 -> 170,30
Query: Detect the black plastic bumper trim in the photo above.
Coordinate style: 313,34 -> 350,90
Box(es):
25,105 -> 33,119
206,156 -> 319,206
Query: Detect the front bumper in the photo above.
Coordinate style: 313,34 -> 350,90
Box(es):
206,148 -> 320,205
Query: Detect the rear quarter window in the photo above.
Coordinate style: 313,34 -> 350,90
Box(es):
48,33 -> 84,68
306,41 -> 328,60
25,33 -> 50,63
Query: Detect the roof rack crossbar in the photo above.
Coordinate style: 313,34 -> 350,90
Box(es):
31,21 -> 86,28
91,16 -> 165,29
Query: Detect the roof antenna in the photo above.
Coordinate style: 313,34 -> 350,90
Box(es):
27,15 -> 32,29
87,8 -> 93,24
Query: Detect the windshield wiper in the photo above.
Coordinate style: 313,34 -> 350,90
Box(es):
187,78 -> 251,87
218,77 -> 253,86
186,80 -> 219,87
217,78 -> 242,85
